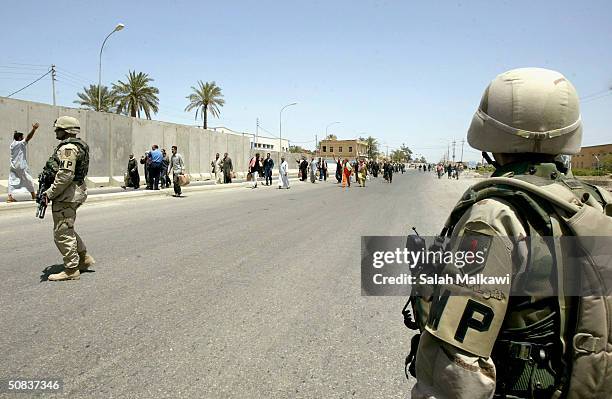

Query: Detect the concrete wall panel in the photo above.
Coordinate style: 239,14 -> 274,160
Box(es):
86,110 -> 111,177
132,119 -> 162,155
27,102 -> 59,177
0,98 -> 29,179
227,133 -> 246,171
186,127 -> 200,173
210,131 -> 227,162
0,97 -> 250,181
199,130 -> 211,174
162,124 -> 177,151
110,114 -> 133,176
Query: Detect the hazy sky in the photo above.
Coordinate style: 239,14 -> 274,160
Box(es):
2,0 -> 611,161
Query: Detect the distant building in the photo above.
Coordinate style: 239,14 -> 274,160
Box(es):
209,126 -> 289,152
252,135 -> 289,152
319,139 -> 368,159
571,143 -> 612,169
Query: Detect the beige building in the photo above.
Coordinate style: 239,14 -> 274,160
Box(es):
571,143 -> 612,169
319,139 -> 368,159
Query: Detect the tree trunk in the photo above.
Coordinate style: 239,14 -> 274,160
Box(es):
203,104 -> 208,129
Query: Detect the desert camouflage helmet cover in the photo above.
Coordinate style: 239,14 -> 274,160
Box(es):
467,68 -> 582,155
54,116 -> 80,134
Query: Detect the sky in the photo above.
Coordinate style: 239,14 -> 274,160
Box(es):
2,0 -> 611,162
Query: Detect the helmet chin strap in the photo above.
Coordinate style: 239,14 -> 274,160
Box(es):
482,152 -> 500,168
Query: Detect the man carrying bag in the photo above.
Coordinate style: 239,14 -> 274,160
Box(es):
169,145 -> 187,197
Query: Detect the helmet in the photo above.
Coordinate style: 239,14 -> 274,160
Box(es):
54,116 -> 80,134
467,68 -> 582,155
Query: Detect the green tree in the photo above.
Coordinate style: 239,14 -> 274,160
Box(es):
289,145 -> 305,153
185,80 -> 225,129
363,136 -> 379,159
399,144 -> 413,161
324,134 -> 337,140
74,84 -> 116,112
113,71 -> 160,119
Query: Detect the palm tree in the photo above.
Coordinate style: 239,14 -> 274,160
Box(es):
112,71 -> 159,119
324,134 -> 338,140
185,81 -> 225,129
74,84 -> 116,112
362,136 -> 379,159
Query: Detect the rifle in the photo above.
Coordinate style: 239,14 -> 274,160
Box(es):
35,170 -> 54,219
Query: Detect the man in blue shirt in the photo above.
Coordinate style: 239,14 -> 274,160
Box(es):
148,144 -> 163,190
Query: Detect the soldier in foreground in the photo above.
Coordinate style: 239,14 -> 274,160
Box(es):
408,68 -> 612,398
43,116 -> 95,281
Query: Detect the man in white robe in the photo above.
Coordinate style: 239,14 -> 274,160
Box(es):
211,153 -> 223,184
8,123 -> 39,202
278,156 -> 290,189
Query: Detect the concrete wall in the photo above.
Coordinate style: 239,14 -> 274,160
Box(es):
0,97 -> 266,182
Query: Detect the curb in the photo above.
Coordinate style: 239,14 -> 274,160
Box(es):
0,175 -> 301,213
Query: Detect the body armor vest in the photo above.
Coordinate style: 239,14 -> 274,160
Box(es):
44,137 -> 90,184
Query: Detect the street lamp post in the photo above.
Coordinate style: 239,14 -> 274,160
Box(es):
322,121 -> 340,158
279,102 -> 297,163
98,23 -> 125,111
325,121 -> 340,138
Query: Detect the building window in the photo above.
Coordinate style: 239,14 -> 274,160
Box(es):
339,146 -> 343,152
330,146 -> 333,153
349,146 -> 353,153
322,146 -> 327,153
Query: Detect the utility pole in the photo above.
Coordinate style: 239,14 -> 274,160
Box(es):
255,118 -> 259,149
447,142 -> 450,163
51,64 -> 56,106
452,140 -> 456,163
460,139 -> 465,163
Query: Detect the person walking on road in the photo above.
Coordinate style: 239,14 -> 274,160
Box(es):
249,153 -> 263,188
43,116 -> 94,281
309,157 -> 318,183
7,122 -> 39,202
278,155 -> 290,189
222,153 -> 233,183
319,158 -> 327,181
357,159 -> 368,187
342,159 -> 352,190
335,157 -> 342,183
263,153 -> 274,186
211,153 -> 222,184
169,145 -> 185,197
299,157 -> 308,181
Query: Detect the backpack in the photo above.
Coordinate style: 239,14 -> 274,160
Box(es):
403,175 -> 612,399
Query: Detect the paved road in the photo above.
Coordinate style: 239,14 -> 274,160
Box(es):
0,170 -> 473,398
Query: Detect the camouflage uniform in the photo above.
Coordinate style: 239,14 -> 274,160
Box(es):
411,68 -> 610,399
45,116 -> 94,281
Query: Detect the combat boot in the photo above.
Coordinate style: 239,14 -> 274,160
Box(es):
78,252 -> 96,271
48,268 -> 80,281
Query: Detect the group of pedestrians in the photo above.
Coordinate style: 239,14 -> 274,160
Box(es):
125,145 -> 186,196
434,163 -> 464,179
210,153 -> 234,184
247,153 -> 275,188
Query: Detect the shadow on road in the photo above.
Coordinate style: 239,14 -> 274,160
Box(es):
40,264 -> 95,282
